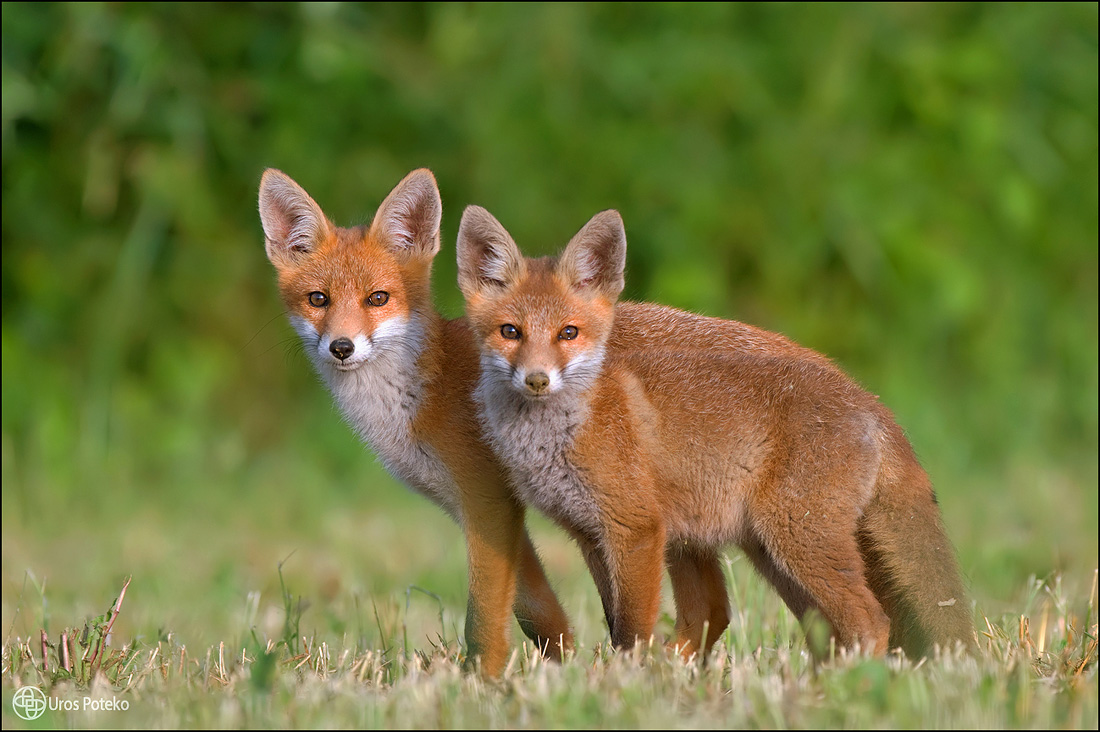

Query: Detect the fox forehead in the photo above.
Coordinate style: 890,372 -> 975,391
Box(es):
472,265 -> 615,340
502,271 -> 574,325
278,226 -> 405,301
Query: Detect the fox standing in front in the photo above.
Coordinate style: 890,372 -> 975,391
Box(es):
457,206 -> 975,659
259,169 -> 574,676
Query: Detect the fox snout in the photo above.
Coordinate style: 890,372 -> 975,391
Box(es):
330,337 -> 355,361
524,371 -> 551,395
307,327 -> 372,371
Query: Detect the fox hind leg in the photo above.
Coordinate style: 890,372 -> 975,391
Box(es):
740,530 -> 817,618
747,500 -> 890,657
578,535 -> 618,640
667,546 -> 731,659
514,530 -> 575,661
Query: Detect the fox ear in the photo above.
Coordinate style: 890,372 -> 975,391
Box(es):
259,169 -> 331,267
370,169 -> 441,261
456,206 -> 526,299
557,210 -> 626,301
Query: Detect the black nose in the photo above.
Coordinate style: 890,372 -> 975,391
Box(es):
330,338 -> 355,360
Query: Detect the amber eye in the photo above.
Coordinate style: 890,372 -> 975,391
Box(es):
367,291 -> 389,307
501,324 -> 521,340
308,291 -> 328,307
559,325 -> 579,340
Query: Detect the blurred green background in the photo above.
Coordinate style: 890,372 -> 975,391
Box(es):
2,3 -> 1096,647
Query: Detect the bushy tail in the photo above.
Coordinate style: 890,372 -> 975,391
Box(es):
859,443 -> 975,657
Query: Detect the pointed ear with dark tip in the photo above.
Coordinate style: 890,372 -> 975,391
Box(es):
370,168 -> 442,261
456,205 -> 526,300
557,210 -> 626,301
259,169 -> 332,267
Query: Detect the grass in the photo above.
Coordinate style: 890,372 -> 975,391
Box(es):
1,346 -> 1095,728
2,533 -> 1096,729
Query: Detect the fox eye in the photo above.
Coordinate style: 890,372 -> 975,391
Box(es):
559,325 -> 579,340
501,324 -> 521,340
367,291 -> 389,307
308,291 -> 328,308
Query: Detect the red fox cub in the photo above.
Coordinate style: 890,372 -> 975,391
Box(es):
259,169 -> 574,675
457,206 -> 975,660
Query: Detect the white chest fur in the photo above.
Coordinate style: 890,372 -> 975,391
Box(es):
294,314 -> 460,519
474,364 -> 603,538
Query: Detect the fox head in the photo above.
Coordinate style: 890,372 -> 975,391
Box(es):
260,168 -> 441,376
457,206 -> 626,399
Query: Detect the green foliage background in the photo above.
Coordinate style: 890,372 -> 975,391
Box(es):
2,3 -> 1096,647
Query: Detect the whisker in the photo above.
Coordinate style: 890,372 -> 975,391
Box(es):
243,311 -> 290,354
254,335 -> 305,361
283,340 -> 310,368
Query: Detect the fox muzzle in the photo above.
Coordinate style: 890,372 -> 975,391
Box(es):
524,371 -> 551,394
330,337 -> 355,360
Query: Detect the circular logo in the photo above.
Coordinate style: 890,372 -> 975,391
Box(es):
12,686 -> 47,721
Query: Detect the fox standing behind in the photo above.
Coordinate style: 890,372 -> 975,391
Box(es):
457,206 -> 975,659
259,169 -> 575,676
